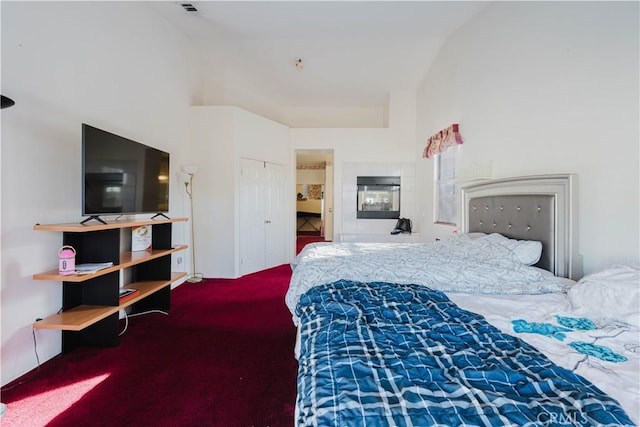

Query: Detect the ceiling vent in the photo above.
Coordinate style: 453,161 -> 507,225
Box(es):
180,3 -> 198,13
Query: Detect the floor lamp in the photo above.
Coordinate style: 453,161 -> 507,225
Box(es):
182,165 -> 203,283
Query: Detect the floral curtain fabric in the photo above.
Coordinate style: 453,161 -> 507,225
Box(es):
423,123 -> 463,158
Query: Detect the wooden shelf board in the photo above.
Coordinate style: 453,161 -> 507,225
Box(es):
33,272 -> 187,331
33,245 -> 188,282
33,305 -> 116,331
34,217 -> 188,233
120,272 -> 186,309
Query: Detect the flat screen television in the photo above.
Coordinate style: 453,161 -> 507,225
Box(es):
82,124 -> 170,222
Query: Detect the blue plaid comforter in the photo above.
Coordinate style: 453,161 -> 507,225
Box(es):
295,280 -> 634,427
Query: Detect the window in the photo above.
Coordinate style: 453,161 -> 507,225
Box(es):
423,123 -> 463,225
434,146 -> 458,225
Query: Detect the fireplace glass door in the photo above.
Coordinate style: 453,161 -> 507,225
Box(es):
357,176 -> 400,219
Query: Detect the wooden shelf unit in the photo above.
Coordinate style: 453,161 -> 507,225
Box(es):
33,217 -> 188,353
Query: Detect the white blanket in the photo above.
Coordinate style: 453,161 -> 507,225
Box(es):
450,293 -> 640,424
286,238 -> 573,323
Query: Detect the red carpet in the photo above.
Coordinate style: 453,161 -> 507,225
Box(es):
296,235 -> 326,254
296,231 -> 320,236
1,265 -> 297,427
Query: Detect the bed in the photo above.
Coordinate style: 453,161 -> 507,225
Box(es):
286,174 -> 639,426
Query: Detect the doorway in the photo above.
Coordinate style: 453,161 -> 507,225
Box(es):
295,150 -> 334,252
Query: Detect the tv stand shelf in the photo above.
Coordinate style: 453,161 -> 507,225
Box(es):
34,272 -> 186,331
33,245 -> 188,282
33,217 -> 185,232
33,217 -> 188,353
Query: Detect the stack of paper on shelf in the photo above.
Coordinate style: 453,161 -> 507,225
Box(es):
75,262 -> 114,275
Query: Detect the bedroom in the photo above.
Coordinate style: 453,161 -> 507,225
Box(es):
1,0 -> 638,424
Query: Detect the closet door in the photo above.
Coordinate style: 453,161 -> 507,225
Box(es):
240,158 -> 267,275
239,158 -> 287,276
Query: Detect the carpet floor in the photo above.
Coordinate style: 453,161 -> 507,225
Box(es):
296,235 -> 327,255
1,264 -> 298,427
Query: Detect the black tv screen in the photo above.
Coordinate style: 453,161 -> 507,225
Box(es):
82,124 -> 170,217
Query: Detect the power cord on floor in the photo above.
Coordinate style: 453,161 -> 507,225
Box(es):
119,309 -> 168,336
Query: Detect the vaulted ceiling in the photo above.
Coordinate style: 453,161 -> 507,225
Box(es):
150,1 -> 489,110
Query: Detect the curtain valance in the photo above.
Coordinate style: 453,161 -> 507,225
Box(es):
423,123 -> 463,158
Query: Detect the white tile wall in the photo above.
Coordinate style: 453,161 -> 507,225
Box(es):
343,161 -> 417,237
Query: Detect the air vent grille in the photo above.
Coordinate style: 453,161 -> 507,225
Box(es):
180,3 -> 198,13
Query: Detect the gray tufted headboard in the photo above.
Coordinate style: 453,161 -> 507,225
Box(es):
460,174 -> 581,279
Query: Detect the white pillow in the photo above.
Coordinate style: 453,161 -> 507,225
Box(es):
568,264 -> 640,326
442,232 -> 486,243
481,233 -> 542,265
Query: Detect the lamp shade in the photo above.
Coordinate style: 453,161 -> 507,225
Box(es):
177,172 -> 191,184
182,165 -> 199,175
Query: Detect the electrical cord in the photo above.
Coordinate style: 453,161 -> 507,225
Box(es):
127,309 -> 168,318
2,309 -> 67,392
2,308 -> 170,391
0,329 -> 42,392
119,311 -> 129,336
118,309 -> 168,336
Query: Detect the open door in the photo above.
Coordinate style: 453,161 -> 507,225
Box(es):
323,163 -> 334,241
295,150 -> 334,242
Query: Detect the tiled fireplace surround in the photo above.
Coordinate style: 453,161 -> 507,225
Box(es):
340,162 -> 421,242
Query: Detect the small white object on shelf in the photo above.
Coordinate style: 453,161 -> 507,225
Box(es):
75,262 -> 114,275
131,225 -> 152,251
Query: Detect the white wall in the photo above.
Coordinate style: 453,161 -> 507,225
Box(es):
416,1 -> 639,274
290,91 -> 418,238
187,107 -> 236,279
188,106 -> 291,278
282,106 -> 386,128
1,2 -> 197,386
199,50 -> 288,126
297,168 -> 325,185
200,49 -> 392,129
